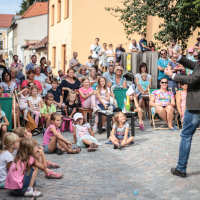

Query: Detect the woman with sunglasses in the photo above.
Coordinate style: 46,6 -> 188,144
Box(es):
149,77 -> 177,131
135,62 -> 152,108
176,83 -> 188,123
21,69 -> 43,96
107,66 -> 127,90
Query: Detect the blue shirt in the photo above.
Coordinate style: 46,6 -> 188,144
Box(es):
26,62 -> 34,71
138,80 -> 150,90
48,88 -> 62,103
157,59 -> 169,80
0,110 -> 5,123
92,82 -> 97,90
139,39 -> 147,51
103,72 -> 115,82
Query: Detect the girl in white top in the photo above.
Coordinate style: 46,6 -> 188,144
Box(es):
27,85 -> 42,126
0,132 -> 19,188
107,44 -> 116,64
18,87 -> 35,121
96,77 -> 116,131
72,113 -> 101,152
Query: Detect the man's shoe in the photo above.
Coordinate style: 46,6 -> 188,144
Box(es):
171,167 -> 186,178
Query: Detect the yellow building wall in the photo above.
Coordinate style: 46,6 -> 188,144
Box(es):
48,0 -> 72,75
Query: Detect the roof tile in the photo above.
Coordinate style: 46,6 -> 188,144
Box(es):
32,36 -> 48,50
21,2 -> 48,19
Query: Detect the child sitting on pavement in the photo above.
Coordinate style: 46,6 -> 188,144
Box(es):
109,112 -> 134,149
12,127 -> 63,179
72,113 -> 101,152
48,78 -> 63,109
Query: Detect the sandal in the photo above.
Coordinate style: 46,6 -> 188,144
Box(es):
47,160 -> 60,169
32,129 -> 41,136
90,142 -> 98,149
87,146 -> 96,152
118,144 -> 122,150
45,170 -> 63,179
68,148 -> 81,154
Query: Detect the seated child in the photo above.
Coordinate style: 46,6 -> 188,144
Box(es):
48,78 -> 63,108
0,133 -> 19,189
27,85 -> 42,127
5,138 -> 45,197
40,93 -> 56,129
62,91 -> 78,119
72,113 -> 101,152
137,73 -> 150,95
109,112 -> 134,149
12,127 -> 63,179
0,106 -> 9,148
18,87 -> 35,121
122,86 -> 144,130
43,113 -> 81,155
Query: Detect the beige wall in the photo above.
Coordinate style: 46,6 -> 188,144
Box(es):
48,0 -> 72,75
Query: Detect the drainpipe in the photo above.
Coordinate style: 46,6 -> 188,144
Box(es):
47,0 -> 49,60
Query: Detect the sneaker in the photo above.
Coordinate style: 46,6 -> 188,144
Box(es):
24,188 -> 43,197
102,127 -> 106,132
92,125 -> 98,134
139,124 -> 145,131
93,107 -> 100,114
87,146 -> 97,152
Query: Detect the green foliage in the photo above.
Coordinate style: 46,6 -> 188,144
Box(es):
17,0 -> 48,15
105,0 -> 200,51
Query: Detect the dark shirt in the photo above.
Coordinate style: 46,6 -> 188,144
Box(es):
58,79 -> 81,101
48,88 -> 62,103
65,100 -> 78,109
115,47 -> 126,62
195,42 -> 200,47
0,65 -> 8,82
139,39 -> 147,51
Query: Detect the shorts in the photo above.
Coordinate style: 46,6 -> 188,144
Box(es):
98,103 -> 116,111
0,181 -> 5,189
43,138 -> 58,154
135,92 -> 143,101
12,167 -> 35,196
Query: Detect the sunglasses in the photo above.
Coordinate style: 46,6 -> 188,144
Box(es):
180,83 -> 186,86
194,55 -> 198,57
161,82 -> 168,84
170,40 -> 175,42
161,53 -> 167,55
24,86 -> 30,88
117,69 -> 122,71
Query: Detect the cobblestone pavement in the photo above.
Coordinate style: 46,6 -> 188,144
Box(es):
1,118 -> 200,200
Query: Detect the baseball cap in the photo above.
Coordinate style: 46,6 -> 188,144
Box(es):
188,47 -> 194,53
73,113 -> 83,121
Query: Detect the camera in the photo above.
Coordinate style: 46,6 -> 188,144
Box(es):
96,51 -> 98,54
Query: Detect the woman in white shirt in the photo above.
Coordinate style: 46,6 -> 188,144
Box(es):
99,43 -> 108,72
107,44 -> 116,66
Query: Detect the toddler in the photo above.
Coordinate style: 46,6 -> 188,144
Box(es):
109,112 -> 134,149
0,133 -> 19,189
18,87 -> 35,121
63,91 -> 78,118
73,113 -> 101,152
137,73 -> 150,95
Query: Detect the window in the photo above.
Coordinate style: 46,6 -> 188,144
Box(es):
51,4 -> 55,26
0,33 -> 3,36
57,0 -> 61,23
52,47 -> 56,68
65,0 -> 69,19
0,41 -> 3,50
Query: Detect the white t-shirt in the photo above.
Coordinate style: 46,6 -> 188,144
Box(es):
73,123 -> 91,140
90,44 -> 102,58
129,43 -> 141,51
19,93 -> 29,108
28,96 -> 41,109
107,49 -> 115,62
100,87 -> 110,104
0,151 -> 13,183
85,62 -> 94,74
134,73 -> 152,93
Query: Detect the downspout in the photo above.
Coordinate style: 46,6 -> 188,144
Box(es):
47,0 -> 49,60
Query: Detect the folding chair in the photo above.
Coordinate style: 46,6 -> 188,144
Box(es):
148,89 -> 179,130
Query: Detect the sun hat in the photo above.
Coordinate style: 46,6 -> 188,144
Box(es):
188,48 -> 194,53
193,51 -> 198,56
33,64 -> 41,71
126,85 -> 135,96
73,113 -> 83,121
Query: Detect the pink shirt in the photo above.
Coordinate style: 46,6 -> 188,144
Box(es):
78,87 -> 93,106
10,62 -> 22,70
43,124 -> 60,146
5,156 -> 35,189
21,80 -> 43,91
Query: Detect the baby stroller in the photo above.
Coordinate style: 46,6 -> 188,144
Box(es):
123,71 -> 134,87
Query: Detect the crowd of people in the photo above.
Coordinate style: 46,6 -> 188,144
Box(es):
0,34 -> 199,197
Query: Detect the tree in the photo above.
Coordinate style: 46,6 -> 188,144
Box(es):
105,0 -> 200,51
17,0 -> 48,15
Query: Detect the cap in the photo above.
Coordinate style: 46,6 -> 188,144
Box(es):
188,47 -> 194,53
126,85 -> 135,96
33,64 -> 41,71
193,51 -> 198,56
73,113 -> 83,121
